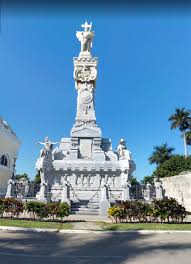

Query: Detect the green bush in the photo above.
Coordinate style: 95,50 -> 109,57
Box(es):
46,202 -> 60,220
2,198 -> 24,218
152,198 -> 186,223
153,155 -> 191,178
0,198 -> 5,217
56,202 -> 70,221
108,205 -> 126,223
0,199 -> 70,221
108,198 -> 186,224
25,201 -> 48,220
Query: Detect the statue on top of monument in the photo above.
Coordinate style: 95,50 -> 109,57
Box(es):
76,21 -> 94,53
117,139 -> 132,161
36,136 -> 59,158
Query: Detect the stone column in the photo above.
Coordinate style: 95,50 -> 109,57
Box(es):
99,178 -> 111,216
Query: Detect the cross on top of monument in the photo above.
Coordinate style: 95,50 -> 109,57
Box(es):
81,21 -> 92,32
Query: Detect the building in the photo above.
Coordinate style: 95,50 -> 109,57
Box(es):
35,22 -> 136,215
0,117 -> 21,196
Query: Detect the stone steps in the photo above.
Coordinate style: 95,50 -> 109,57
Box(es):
71,200 -> 100,215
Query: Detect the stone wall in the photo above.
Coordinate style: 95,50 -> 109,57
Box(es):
161,172 -> 191,212
0,118 -> 20,196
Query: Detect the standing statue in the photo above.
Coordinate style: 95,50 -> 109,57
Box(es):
100,178 -> 109,201
154,177 -> 163,200
36,136 -> 59,158
144,183 -> 152,202
122,180 -> 131,201
39,180 -> 48,201
76,21 -> 94,53
117,139 -> 132,160
5,178 -> 15,198
15,177 -> 29,199
61,176 -> 70,204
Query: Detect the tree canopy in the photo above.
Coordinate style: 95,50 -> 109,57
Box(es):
168,107 -> 191,132
148,143 -> 174,167
15,173 -> 30,181
153,155 -> 191,178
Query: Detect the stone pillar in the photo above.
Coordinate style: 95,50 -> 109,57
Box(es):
154,179 -> 163,200
122,181 -> 131,201
99,178 -> 110,216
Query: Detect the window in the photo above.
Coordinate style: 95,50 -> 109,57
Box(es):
0,155 -> 9,167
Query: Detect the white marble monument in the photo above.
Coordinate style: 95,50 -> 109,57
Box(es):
35,22 -> 136,215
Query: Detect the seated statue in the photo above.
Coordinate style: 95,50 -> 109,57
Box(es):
116,139 -> 132,160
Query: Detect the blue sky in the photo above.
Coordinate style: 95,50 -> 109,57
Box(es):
1,8 -> 191,180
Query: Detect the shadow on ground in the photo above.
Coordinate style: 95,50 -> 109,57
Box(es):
0,230 -> 191,264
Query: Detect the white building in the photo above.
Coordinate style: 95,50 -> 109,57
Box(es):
0,117 -> 21,196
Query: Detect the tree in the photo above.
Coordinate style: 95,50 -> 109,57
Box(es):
34,173 -> 41,184
186,129 -> 191,146
130,176 -> 139,185
168,107 -> 191,157
141,175 -> 154,185
148,143 -> 174,167
15,173 -> 30,181
153,155 -> 191,178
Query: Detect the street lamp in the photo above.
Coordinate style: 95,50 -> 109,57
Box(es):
12,157 -> 16,180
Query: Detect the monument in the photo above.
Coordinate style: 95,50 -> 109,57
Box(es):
35,21 -> 136,215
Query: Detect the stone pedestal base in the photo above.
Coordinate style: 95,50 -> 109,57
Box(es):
99,200 -> 111,216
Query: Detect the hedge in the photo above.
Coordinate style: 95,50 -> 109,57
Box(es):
0,198 -> 70,221
108,198 -> 186,223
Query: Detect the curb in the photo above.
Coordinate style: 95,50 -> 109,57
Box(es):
0,226 -> 59,233
1,226 -> 191,234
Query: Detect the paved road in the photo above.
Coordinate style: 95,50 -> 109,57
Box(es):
0,230 -> 191,264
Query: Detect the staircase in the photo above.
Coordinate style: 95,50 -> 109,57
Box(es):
70,200 -> 100,215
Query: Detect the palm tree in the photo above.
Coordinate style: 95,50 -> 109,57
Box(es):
168,108 -> 191,157
149,143 -> 175,167
186,130 -> 191,146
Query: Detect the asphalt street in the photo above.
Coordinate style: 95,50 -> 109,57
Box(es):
0,230 -> 191,264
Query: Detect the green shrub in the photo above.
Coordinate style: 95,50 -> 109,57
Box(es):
46,202 -> 60,220
108,205 -> 126,223
152,198 -> 186,223
0,198 -> 5,217
56,202 -> 70,221
2,198 -> 24,218
25,201 -> 48,220
153,155 -> 191,178
108,198 -> 186,224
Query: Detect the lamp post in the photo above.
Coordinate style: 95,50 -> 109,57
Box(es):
12,157 -> 16,179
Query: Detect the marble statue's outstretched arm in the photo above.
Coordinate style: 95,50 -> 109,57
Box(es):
35,142 -> 45,145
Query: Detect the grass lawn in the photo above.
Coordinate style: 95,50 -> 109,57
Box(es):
1,219 -> 191,231
97,222 -> 191,231
0,219 -> 73,229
